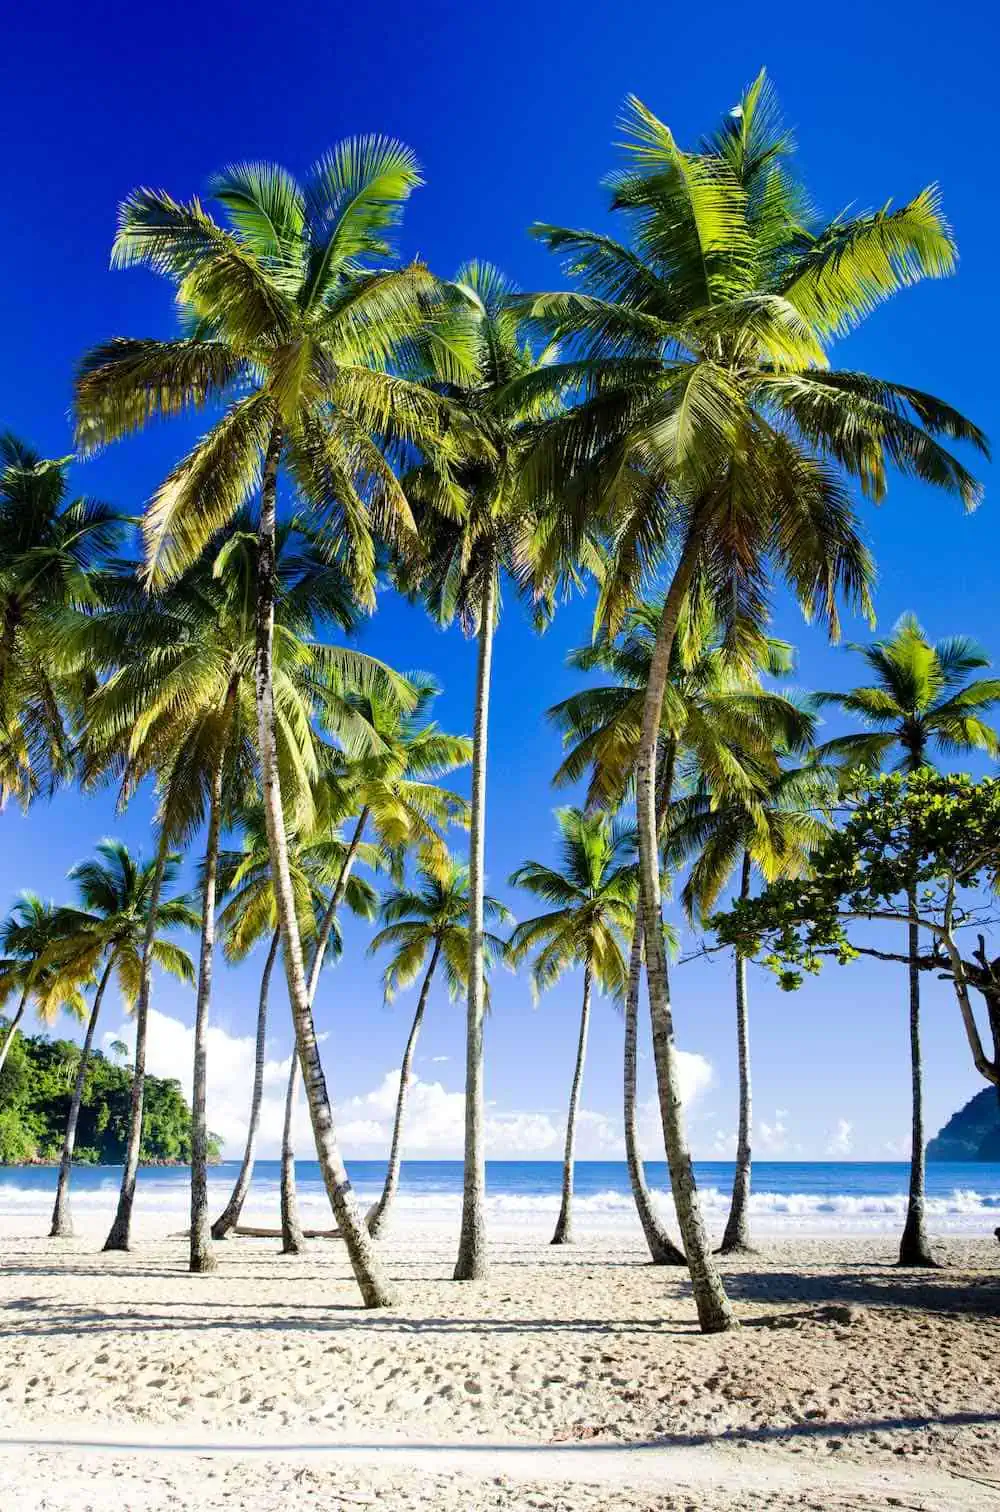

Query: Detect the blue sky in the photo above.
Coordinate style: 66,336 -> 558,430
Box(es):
2,0 -> 998,1162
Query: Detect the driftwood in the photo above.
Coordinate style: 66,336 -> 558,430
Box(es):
232,1224 -> 343,1239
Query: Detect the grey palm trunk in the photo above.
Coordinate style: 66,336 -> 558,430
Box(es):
367,939 -> 442,1239
190,743 -> 227,1274
103,831 -> 170,1252
0,986 -> 29,1075
253,423 -> 394,1307
551,960 -> 593,1245
279,809 -> 370,1251
50,954 -> 116,1238
212,927 -> 280,1240
454,564 -> 495,1282
635,521 -> 736,1334
899,892 -> 934,1266
623,910 -> 686,1265
719,852 -> 754,1255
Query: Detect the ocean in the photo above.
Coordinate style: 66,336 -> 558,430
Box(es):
2,1159 -> 1000,1237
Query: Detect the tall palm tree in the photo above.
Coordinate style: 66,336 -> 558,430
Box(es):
0,895 -> 89,1073
73,138 -> 467,1306
366,860 -> 511,1238
77,522 -> 359,1268
669,760 -> 831,1252
526,73 -> 987,1331
815,614 -> 1000,1264
398,261 -> 579,1280
211,805 -> 379,1242
0,435 -> 119,809
48,839 -> 197,1237
508,809 -> 637,1244
550,598 -> 812,1262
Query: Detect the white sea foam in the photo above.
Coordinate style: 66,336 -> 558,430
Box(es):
1,1174 -> 998,1238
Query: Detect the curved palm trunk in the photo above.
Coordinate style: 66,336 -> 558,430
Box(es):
623,911 -> 686,1264
280,1051 -> 305,1253
720,853 -> 754,1254
0,986 -> 29,1075
254,426 -> 393,1307
104,828 -> 170,1252
212,927 -> 280,1240
454,566 -> 496,1282
368,940 -> 442,1239
637,522 -> 735,1334
279,810 -> 370,1248
50,954 -> 116,1238
189,745 -> 226,1275
551,961 -> 593,1245
899,892 -> 935,1266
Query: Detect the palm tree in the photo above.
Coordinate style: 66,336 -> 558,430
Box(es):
48,839 -> 197,1238
550,598 -> 812,1262
526,73 -> 987,1331
74,138 -> 466,1306
508,809 -> 637,1244
0,895 -> 89,1073
78,522 -> 357,1269
669,760 -> 831,1252
366,860 -> 511,1238
211,805 -> 379,1242
815,614 -> 1000,1265
398,261 -> 579,1280
0,435 -> 119,809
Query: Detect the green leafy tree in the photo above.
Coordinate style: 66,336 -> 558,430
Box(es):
508,809 -> 637,1244
366,860 -> 511,1238
713,771 -> 1000,1111
0,896 -> 88,1074
526,72 -> 986,1332
47,839 -> 197,1238
815,616 -> 1000,1265
74,137 -> 465,1306
0,435 -> 120,809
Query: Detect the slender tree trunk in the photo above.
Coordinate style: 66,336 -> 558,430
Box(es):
212,927 -> 280,1240
279,810 -> 369,1247
899,888 -> 935,1266
104,828 -> 170,1252
189,740 -> 227,1275
253,422 -> 394,1307
720,852 -> 754,1255
367,941 -> 442,1239
637,520 -> 736,1334
280,1051 -> 305,1253
50,954 -> 116,1238
623,908 -> 686,1264
454,564 -> 496,1282
551,961 -> 593,1245
0,987 -> 29,1075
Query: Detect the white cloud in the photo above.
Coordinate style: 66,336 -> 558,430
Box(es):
105,1011 -> 715,1162
757,1110 -> 791,1154
429,1055 -> 449,1063
826,1118 -> 853,1156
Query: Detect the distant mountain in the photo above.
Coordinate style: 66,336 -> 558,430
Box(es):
927,1088 -> 1000,1162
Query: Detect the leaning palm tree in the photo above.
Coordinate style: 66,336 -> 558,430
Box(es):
48,839 -> 197,1237
211,805 -> 380,1243
397,261 -> 583,1280
550,597 -> 812,1263
366,860 -> 511,1238
526,72 -> 987,1331
508,809 -> 637,1244
669,760 -> 831,1253
0,435 -> 120,810
77,522 -> 356,1269
73,138 -> 469,1306
815,614 -> 1000,1265
0,895 -> 89,1073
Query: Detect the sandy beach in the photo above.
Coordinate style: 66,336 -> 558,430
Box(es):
1,1212 -> 998,1510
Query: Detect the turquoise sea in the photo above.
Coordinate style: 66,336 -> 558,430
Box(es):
2,1159 -> 999,1236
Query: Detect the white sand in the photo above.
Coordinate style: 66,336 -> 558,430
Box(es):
1,1215 -> 998,1509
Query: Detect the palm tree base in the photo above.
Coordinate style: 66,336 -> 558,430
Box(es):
896,1246 -> 939,1268
190,1252 -> 219,1274
716,1240 -> 756,1257
550,1232 -> 574,1246
49,1221 -> 74,1239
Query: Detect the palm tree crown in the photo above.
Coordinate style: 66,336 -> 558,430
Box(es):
370,862 -> 511,1004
